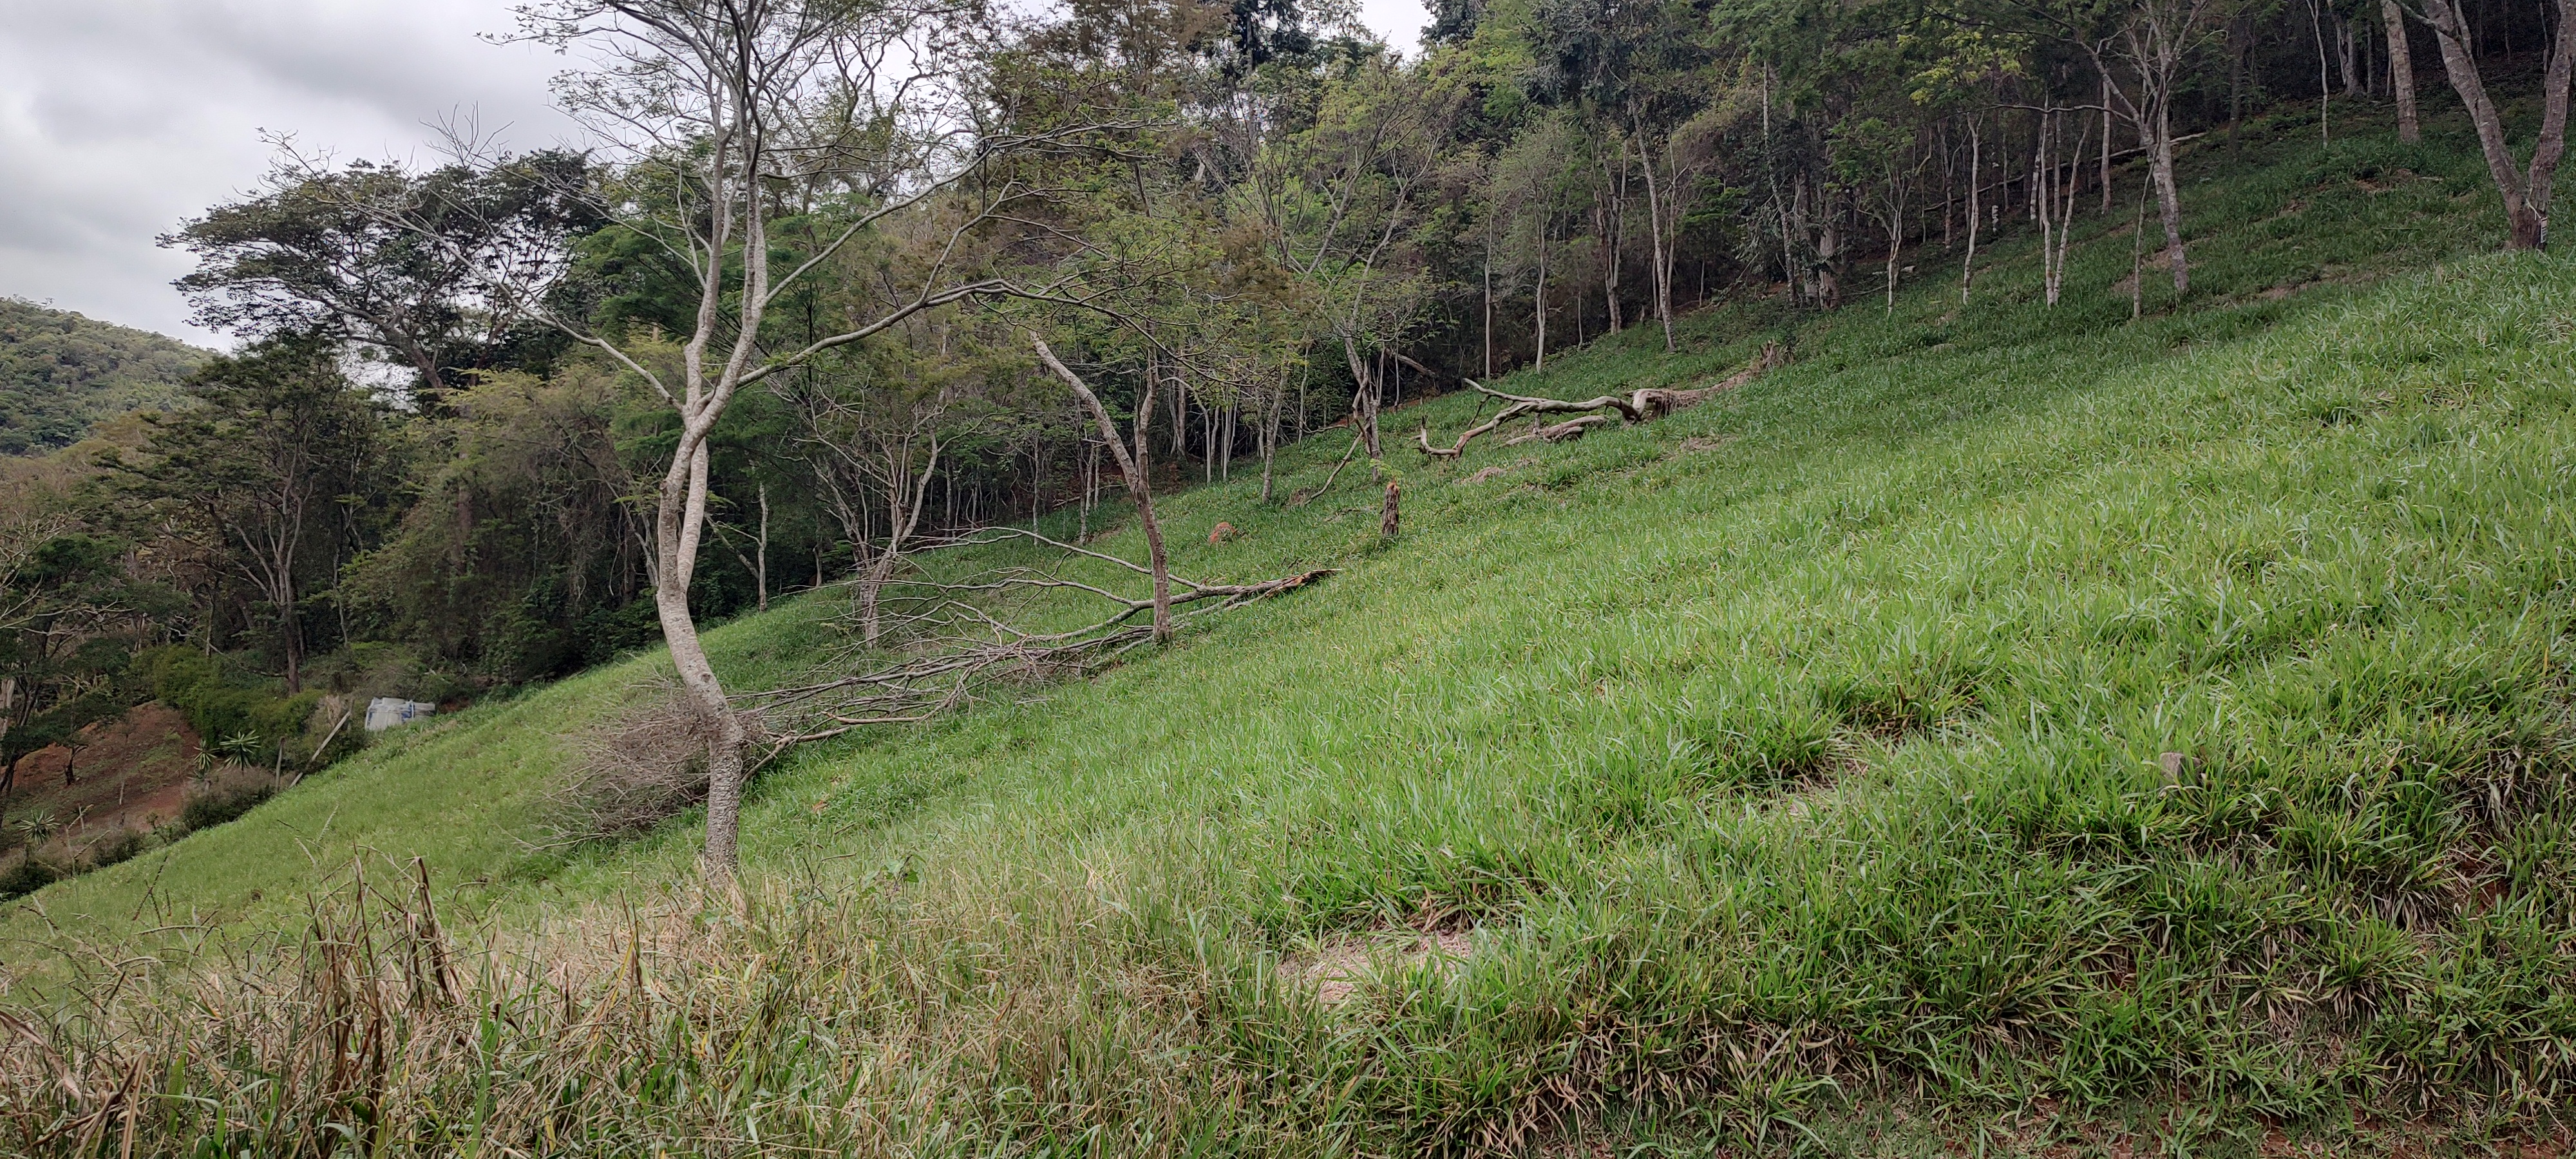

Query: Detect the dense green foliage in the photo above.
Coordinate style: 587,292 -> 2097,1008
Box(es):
132,648 -> 322,757
4,111 -> 2570,1149
0,299 -> 201,455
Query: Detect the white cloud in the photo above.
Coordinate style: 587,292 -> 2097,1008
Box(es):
1355,0 -> 1428,52
0,0 -> 1429,347
0,0 -> 582,346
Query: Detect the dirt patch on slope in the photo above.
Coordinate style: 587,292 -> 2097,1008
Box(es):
1283,927 -> 1475,1007
3,703 -> 202,838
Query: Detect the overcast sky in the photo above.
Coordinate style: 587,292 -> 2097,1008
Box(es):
0,0 -> 1430,349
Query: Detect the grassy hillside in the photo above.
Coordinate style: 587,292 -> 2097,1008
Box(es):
5,102 -> 2573,1153
0,298 -> 204,455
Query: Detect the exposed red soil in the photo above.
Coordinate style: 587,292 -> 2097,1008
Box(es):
1,703 -> 202,850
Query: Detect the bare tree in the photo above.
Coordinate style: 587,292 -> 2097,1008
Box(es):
2034,103 -> 2093,306
786,359 -> 958,646
2026,0 -> 2230,294
1634,104 -> 1721,350
1247,59 -> 1458,465
503,0 -> 1087,887
1029,334 -> 1171,641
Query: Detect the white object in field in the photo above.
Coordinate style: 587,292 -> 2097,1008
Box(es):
364,697 -> 437,732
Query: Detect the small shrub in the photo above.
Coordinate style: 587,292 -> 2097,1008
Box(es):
180,771 -> 276,831
0,854 -> 62,901
82,827 -> 150,870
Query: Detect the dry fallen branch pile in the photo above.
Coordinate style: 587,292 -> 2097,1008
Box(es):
1416,343 -> 1783,459
541,677 -> 775,847
737,527 -> 1331,745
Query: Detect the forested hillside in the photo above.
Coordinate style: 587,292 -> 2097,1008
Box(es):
8,95 -> 2576,1150
0,299 -> 201,454
3,0 -> 2576,1149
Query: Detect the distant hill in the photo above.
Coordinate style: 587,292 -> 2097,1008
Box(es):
0,298 -> 205,455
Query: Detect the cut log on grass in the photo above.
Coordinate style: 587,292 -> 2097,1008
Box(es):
1381,480 -> 1400,538
1416,343 -> 1783,460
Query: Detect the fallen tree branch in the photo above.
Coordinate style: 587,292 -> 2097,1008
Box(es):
734,528 -> 1332,743
1291,434 -> 1365,505
1416,343 -> 1784,460
1469,382 -> 1646,423
1504,414 -> 1616,445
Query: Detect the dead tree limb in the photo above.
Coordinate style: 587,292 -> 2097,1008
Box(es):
1291,434 -> 1365,505
739,543 -> 1332,743
1415,344 -> 1783,460
1469,382 -> 1647,422
1030,331 -> 1173,641
735,520 -> 1331,746
1503,414 -> 1617,445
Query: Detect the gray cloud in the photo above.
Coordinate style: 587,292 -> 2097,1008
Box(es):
0,0 -> 582,345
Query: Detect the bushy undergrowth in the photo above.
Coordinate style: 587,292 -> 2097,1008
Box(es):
133,646 -> 323,756
175,771 -> 275,832
5,108 -> 2576,1154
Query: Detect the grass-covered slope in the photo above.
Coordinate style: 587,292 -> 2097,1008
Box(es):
5,105 -> 2574,1152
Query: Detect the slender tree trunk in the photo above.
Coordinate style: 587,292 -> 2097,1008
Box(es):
857,442 -> 940,646
2310,0 -> 2334,145
1635,115 -> 1678,352
1600,137 -> 1629,333
653,441 -> 749,889
1482,232 -> 1494,377
1961,116 -> 1982,303
1260,386 -> 1280,503
1167,358 -> 1186,460
1815,190 -> 1842,309
1884,204 -> 1902,310
2385,0 -> 2421,143
1342,336 -> 1383,460
2150,99 -> 2189,292
1032,334 -> 1171,641
2131,169 -> 2149,319
2101,75 -> 2115,211
2340,13 -> 2362,96
2040,110 -> 2060,306
2228,21 -> 2246,157
1534,217 -> 1551,370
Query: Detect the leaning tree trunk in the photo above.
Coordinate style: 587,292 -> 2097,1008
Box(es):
2421,0 -> 2575,250
1960,117 -> 1982,303
1032,334 -> 1171,641
1533,219 -> 1551,371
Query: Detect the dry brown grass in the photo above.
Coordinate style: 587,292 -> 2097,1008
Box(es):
0,853 -> 1370,1157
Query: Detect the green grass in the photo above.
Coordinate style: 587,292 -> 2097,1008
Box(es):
5,100 -> 2575,1153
